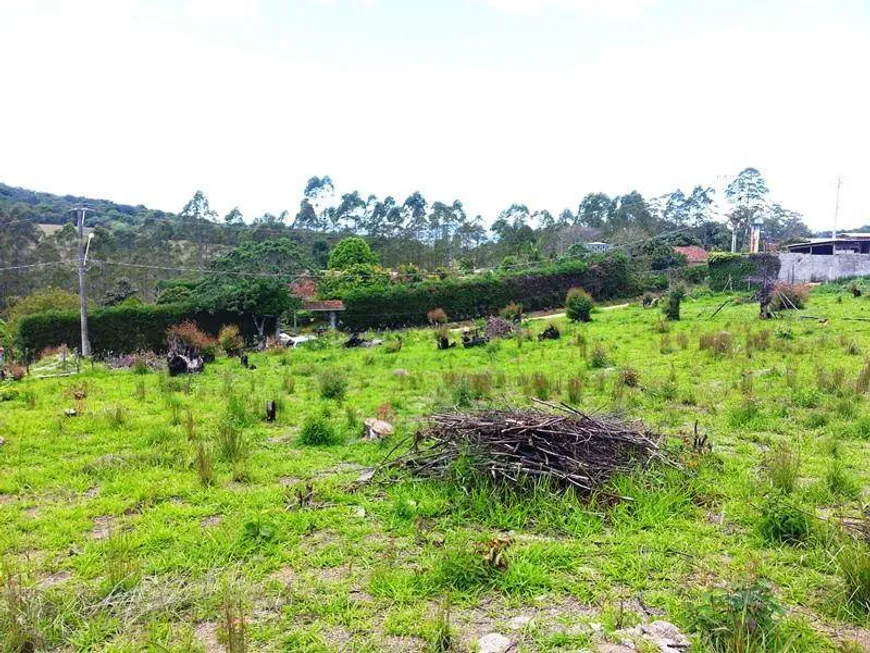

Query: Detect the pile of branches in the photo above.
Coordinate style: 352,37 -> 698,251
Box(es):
485,316 -> 515,340
384,404 -> 666,496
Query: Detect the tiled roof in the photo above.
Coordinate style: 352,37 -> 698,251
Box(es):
302,300 -> 346,311
673,245 -> 708,264
288,276 -> 318,300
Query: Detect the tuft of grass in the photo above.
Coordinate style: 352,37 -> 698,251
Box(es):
759,495 -> 811,544
0,567 -> 43,652
219,590 -> 248,653
282,372 -> 295,394
531,372 -> 552,400
299,415 -> 340,446
318,369 -> 348,401
428,600 -> 453,653
838,539 -> 870,615
618,368 -> 640,388
589,344 -> 609,369
106,404 -> 127,429
761,441 -> 801,494
216,419 -> 247,464
196,442 -> 215,486
856,360 -> 870,394
566,376 -> 583,404
101,532 -> 141,596
699,331 -> 733,356
825,460 -> 860,499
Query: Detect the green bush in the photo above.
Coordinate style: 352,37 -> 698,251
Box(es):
299,416 -> 340,446
15,305 -> 274,360
758,495 -> 811,544
662,285 -> 685,321
565,288 -> 594,323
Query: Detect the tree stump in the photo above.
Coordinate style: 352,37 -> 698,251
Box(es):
266,401 -> 277,423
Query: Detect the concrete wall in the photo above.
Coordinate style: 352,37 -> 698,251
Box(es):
778,252 -> 870,283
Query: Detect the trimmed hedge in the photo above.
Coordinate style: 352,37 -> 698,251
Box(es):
16,304 -> 276,360
709,254 -> 780,291
339,254 -> 640,330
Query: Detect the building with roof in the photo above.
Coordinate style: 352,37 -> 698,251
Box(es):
779,233 -> 870,282
672,245 -> 708,266
784,233 -> 870,255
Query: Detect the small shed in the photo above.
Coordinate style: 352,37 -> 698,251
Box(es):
302,300 -> 346,329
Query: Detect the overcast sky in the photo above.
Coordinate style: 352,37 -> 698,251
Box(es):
1,0 -> 868,231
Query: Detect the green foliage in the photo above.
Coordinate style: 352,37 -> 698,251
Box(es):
299,415 -> 340,446
565,288 -> 594,323
689,578 -> 784,652
708,253 -> 781,292
336,253 -> 640,330
663,285 -> 685,321
218,325 -> 244,356
15,305 -> 272,359
328,237 -> 378,270
758,495 -> 811,544
318,369 -> 348,401
7,288 -> 85,330
155,285 -> 193,305
317,264 -> 391,297
838,539 -> 870,614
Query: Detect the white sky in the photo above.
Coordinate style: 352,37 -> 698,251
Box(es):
1,0 -> 868,230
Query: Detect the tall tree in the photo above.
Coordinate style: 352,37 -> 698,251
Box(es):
179,190 -> 217,265
725,168 -> 769,251
577,193 -> 614,228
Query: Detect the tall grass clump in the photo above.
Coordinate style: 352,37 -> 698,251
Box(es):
838,539 -> 870,614
299,415 -> 340,446
318,369 -> 348,401
196,442 -> 215,486
566,376 -> 583,404
761,441 -> 800,493
758,495 -> 811,544
589,344 -> 610,369
217,419 -> 247,464
565,288 -> 594,323
856,360 -> 870,394
699,331 -> 733,356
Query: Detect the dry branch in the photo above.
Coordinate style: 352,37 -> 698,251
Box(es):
382,405 -> 667,496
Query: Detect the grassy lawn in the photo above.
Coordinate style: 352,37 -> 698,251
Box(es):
3,289 -> 870,651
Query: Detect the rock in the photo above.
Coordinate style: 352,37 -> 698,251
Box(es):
0,436 -> 5,446
393,369 -> 409,377
355,468 -> 376,485
364,418 -> 394,440
353,506 -> 366,518
478,632 -> 513,653
64,408 -> 77,417
507,615 -> 534,630
619,621 -> 689,653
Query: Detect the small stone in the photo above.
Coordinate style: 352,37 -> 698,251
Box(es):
354,506 -> 366,518
393,369 -> 409,377
478,632 -> 512,653
590,622 -> 604,633
507,615 -> 534,630
355,468 -> 376,485
0,436 -> 5,446
64,408 -> 77,417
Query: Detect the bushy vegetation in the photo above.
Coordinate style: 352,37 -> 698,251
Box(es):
565,288 -> 594,323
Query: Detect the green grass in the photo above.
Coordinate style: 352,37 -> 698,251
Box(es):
2,291 -> 870,650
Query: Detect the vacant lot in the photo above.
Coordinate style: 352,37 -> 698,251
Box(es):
3,289 -> 870,651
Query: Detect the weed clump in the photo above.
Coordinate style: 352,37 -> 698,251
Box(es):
589,345 -> 610,369
761,441 -> 800,494
699,331 -> 733,356
759,495 -> 811,544
689,578 -> 784,651
838,539 -> 870,614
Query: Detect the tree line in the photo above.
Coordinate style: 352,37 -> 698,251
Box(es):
0,167 -> 812,311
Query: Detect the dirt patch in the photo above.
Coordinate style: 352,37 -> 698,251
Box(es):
314,564 -> 352,583
319,625 -> 352,650
38,570 -> 71,588
200,515 -> 222,528
0,494 -> 16,505
278,476 -> 303,487
90,515 -> 114,540
271,566 -> 297,584
381,635 -> 428,652
83,486 -> 100,499
193,621 -> 223,653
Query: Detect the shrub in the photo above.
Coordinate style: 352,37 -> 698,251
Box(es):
318,369 -> 348,401
770,283 -> 809,311
662,285 -> 685,321
689,578 -> 784,651
218,324 -> 244,356
427,308 -> 449,325
499,302 -> 523,321
619,368 -> 640,388
299,416 -> 340,446
565,288 -> 594,323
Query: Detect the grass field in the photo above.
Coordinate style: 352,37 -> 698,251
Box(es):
3,289 -> 870,651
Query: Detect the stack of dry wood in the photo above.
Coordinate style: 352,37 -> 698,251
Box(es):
385,405 -> 664,495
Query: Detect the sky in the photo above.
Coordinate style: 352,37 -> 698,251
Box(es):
1,0 -> 868,231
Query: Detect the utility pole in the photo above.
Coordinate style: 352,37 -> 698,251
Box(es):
75,207 -> 91,357
832,176 -> 843,241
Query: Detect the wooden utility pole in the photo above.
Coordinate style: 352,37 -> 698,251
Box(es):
75,207 -> 91,357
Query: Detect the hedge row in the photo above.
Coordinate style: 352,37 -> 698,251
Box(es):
16,304 -> 276,360
708,253 -> 780,291
338,255 -> 644,330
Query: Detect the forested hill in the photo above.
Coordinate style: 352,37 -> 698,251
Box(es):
0,182 -> 173,226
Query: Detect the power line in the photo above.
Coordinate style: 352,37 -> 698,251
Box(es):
0,261 -> 67,272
